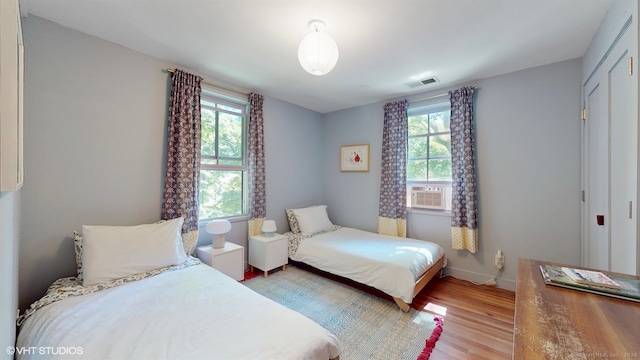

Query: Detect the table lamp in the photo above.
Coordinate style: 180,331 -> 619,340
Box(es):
261,220 -> 277,237
206,219 -> 232,248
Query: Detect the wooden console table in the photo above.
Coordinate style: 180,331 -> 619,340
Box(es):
514,258 -> 640,359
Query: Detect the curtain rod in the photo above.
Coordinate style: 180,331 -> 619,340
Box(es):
165,68 -> 249,96
409,86 -> 478,104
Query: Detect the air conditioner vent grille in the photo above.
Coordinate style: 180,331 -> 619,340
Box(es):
411,186 -> 445,209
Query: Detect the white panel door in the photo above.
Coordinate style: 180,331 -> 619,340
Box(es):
609,48 -> 637,274
582,23 -> 637,274
584,81 -> 608,271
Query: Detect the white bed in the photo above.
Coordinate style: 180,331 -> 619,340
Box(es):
17,262 -> 340,360
286,206 -> 446,312
17,218 -> 340,360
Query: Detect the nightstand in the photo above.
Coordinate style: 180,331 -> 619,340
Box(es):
196,242 -> 244,281
248,233 -> 288,278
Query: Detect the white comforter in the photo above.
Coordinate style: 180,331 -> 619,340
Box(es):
17,264 -> 340,360
291,227 -> 445,303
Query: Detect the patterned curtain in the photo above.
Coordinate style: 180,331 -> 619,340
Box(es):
161,69 -> 203,255
247,93 -> 266,236
449,86 -> 478,253
378,99 -> 408,237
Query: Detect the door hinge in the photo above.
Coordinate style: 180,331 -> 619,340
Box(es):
582,190 -> 585,202
629,201 -> 633,219
629,57 -> 634,76
581,108 -> 586,121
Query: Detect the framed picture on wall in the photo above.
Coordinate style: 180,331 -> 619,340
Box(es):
340,144 -> 370,172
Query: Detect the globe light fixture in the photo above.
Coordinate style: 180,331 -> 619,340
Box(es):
298,20 -> 339,76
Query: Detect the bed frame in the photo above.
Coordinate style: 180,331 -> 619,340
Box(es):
393,255 -> 446,312
290,255 -> 446,312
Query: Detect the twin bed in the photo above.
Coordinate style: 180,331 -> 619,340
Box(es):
17,217 -> 340,360
285,205 -> 446,312
17,207 -> 446,358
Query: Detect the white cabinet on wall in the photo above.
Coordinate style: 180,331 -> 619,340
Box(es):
0,0 -> 24,192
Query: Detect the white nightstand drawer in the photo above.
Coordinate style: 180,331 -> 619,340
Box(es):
196,242 -> 244,281
248,233 -> 288,278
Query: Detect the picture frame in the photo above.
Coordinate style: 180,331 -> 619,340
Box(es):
340,144 -> 370,172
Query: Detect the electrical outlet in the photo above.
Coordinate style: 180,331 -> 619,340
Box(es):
495,250 -> 504,270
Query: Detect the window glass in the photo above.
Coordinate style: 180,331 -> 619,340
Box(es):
199,93 -> 248,220
199,170 -> 243,219
407,105 -> 452,182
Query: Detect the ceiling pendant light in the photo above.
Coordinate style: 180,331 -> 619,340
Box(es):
298,20 -> 339,76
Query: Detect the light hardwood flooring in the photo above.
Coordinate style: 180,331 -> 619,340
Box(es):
412,276 -> 516,360
290,263 -> 516,360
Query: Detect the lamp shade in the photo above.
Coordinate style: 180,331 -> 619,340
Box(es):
207,219 -> 231,249
206,219 -> 231,235
261,220 -> 277,237
298,21 -> 339,76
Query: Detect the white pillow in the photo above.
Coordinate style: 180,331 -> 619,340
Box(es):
81,217 -> 188,286
292,205 -> 333,236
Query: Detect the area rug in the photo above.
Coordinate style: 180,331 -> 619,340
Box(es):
243,266 -> 443,360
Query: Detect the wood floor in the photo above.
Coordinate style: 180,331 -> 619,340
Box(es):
290,262 -> 516,359
412,275 -> 516,360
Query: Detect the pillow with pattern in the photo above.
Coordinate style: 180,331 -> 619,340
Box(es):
286,208 -> 301,234
73,231 -> 84,280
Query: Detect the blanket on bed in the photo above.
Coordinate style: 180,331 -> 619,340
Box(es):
287,226 -> 446,303
17,257 -> 202,326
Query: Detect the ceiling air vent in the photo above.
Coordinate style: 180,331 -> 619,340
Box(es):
406,76 -> 439,89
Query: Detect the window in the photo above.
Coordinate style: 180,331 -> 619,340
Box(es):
407,103 -> 452,211
199,91 -> 248,220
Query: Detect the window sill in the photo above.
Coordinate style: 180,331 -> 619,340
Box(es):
198,214 -> 250,227
406,208 -> 452,217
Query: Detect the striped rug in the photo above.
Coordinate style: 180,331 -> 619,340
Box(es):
243,266 -> 443,360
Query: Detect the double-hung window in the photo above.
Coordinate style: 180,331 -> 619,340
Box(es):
199,90 -> 248,220
407,103 -> 452,211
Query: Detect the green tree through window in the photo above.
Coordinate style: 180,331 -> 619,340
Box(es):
199,94 -> 247,220
407,106 -> 451,181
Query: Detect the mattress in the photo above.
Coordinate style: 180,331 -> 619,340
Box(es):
290,227 -> 446,303
17,263 -> 340,360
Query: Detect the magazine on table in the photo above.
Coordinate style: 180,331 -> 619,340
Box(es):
561,267 -> 621,289
539,264 -> 640,303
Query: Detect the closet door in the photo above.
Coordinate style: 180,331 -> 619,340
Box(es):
582,22 -> 637,274
609,44 -> 636,275
583,77 -> 608,271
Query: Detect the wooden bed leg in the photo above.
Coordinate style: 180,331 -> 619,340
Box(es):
393,297 -> 411,312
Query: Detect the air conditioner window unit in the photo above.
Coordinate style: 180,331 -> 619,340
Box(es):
411,186 -> 445,210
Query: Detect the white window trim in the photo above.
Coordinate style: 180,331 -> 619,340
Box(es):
406,102 -> 452,213
199,90 -> 250,222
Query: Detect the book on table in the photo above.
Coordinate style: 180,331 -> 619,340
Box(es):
539,264 -> 640,303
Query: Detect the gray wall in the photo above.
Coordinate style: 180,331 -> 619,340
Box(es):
20,16 -> 171,311
323,105 -> 383,230
262,96 -> 325,231
0,191 -> 20,360
323,59 -> 583,290
20,16 -> 324,310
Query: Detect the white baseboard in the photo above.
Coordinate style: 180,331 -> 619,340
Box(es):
443,266 -> 516,292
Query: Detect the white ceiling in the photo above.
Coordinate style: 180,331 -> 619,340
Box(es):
20,0 -> 613,114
